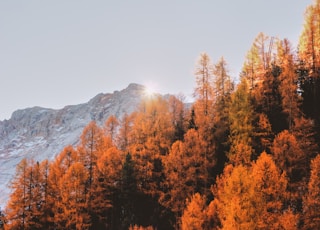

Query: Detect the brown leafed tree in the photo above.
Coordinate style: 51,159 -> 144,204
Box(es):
48,145 -> 78,227
5,159 -> 50,229
277,39 -> 301,129
129,96 -> 173,196
58,162 -> 91,230
228,78 -> 254,165
212,57 -> 233,173
303,154 -> 320,229
193,52 -> 215,117
181,193 -> 206,230
192,53 -> 218,186
241,32 -> 268,97
162,129 -> 211,223
299,0 -> 320,75
253,113 -> 273,156
5,159 -> 30,229
168,95 -> 187,142
77,121 -> 111,213
213,164 -> 262,230
95,146 -> 123,226
104,115 -> 120,145
161,140 -> 188,217
298,0 -> 320,126
252,152 -> 288,228
117,113 -> 134,151
272,130 -> 305,211
278,208 -> 299,230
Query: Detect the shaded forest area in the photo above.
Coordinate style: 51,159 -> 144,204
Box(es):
2,1 -> 320,229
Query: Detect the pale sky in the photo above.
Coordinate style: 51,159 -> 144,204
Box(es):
0,0 -> 312,121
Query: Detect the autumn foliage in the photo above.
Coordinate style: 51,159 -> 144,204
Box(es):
3,1 -> 320,229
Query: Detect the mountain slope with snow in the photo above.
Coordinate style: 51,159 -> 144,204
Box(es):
0,83 -> 146,208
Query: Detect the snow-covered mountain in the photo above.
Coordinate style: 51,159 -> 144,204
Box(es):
0,83 -> 146,208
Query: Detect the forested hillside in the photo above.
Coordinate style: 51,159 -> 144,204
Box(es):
2,1 -> 320,229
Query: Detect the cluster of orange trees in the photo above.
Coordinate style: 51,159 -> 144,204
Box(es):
2,0 -> 320,229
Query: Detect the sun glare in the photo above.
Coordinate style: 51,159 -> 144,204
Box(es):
144,86 -> 155,96
144,82 -> 158,97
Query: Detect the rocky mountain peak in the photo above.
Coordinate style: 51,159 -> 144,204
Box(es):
0,83 -> 146,207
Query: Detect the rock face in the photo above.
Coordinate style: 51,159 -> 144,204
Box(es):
0,83 -> 146,207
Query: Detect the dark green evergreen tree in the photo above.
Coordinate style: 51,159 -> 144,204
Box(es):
119,153 -> 138,230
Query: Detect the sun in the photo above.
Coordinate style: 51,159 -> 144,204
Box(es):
144,86 -> 155,96
143,82 -> 158,97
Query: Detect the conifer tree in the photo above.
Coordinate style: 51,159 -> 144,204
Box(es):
193,53 -> 217,188
291,117 -> 319,170
242,33 -> 285,133
241,33 -> 266,96
168,95 -> 186,142
96,146 -> 123,227
105,115 -> 120,145
58,162 -> 91,229
298,0 -> 320,126
48,145 -> 78,227
252,152 -> 288,228
272,130 -> 305,211
5,159 -> 30,229
213,164 -> 261,229
0,208 -> 4,230
77,121 -> 110,219
38,159 -> 51,228
278,208 -> 299,230
193,52 -> 214,116
303,154 -> 320,229
162,140 -> 194,219
129,96 -> 173,197
252,113 -> 273,156
299,0 -> 320,75
205,199 -> 221,230
212,57 -> 233,172
182,129 -> 209,195
6,159 -> 50,229
228,79 -> 254,165
181,193 -> 206,230
277,39 -> 301,129
120,153 -> 138,229
117,113 -> 134,151
27,161 -> 45,229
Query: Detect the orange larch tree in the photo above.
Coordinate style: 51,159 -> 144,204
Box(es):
228,79 -> 254,165
48,145 -> 78,227
116,113 -> 134,151
277,39 -> 301,130
272,130 -> 306,212
252,152 -> 288,228
5,159 -> 50,230
181,193 -> 207,230
5,159 -> 30,229
129,96 -> 173,196
303,154 -> 320,228
96,146 -> 123,227
58,162 -> 91,230
168,95 -> 187,142
212,57 -> 233,173
104,115 -> 120,145
298,0 -> 320,126
193,53 -> 217,190
77,121 -> 110,214
213,164 -> 262,230
299,0 -> 320,75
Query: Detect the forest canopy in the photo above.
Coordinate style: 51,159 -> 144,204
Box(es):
2,1 -> 320,229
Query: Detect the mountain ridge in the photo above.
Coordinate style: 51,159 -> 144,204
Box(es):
0,83 -> 147,207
